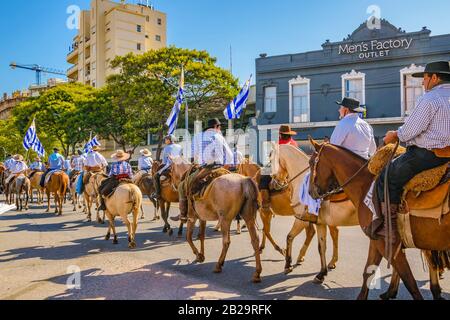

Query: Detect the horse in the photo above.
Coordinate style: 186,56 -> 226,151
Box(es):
238,160 -> 320,263
104,182 -> 143,249
13,174 -> 30,211
28,170 -> 45,205
83,171 -> 107,223
45,171 -> 69,216
69,171 -> 82,212
0,163 -> 6,196
308,139 -> 450,300
174,157 -> 262,283
152,160 -> 190,237
134,173 -> 160,221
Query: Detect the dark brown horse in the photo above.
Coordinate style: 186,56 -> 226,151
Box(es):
134,174 -> 160,221
308,139 -> 450,300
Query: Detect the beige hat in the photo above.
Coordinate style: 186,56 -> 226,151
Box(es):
91,145 -> 101,151
34,156 -> 41,161
140,149 -> 152,157
13,154 -> 24,161
111,150 -> 130,162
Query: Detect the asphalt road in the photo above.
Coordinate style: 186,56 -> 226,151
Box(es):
0,195 -> 448,300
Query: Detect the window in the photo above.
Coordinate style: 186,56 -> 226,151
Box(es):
264,86 -> 277,113
289,76 -> 310,123
155,35 -> 161,42
157,18 -> 162,25
146,16 -> 150,22
137,25 -> 142,32
341,70 -> 366,104
137,43 -> 142,51
400,64 -> 425,116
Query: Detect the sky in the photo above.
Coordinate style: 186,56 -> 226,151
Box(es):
1,0 -> 450,94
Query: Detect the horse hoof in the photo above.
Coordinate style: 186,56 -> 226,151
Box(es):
128,236 -> 132,242
379,292 -> 397,300
252,275 -> 262,284
327,263 -> 337,270
162,227 -> 168,233
128,242 -> 137,249
113,239 -> 119,245
297,257 -> 305,264
196,254 -> 205,263
313,275 -> 325,284
168,229 -> 174,237
213,267 -> 222,274
284,267 -> 293,275
105,234 -> 110,241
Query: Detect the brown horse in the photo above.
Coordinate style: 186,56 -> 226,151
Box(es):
83,172 -> 107,223
152,160 -> 190,236
182,166 -> 262,283
28,171 -> 45,205
238,160 -> 319,264
45,171 -> 69,215
308,139 -> 450,300
134,174 -> 160,221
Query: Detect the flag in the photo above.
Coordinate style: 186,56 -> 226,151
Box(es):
84,136 -> 101,153
224,75 -> 252,120
23,119 -> 45,157
166,67 -> 184,135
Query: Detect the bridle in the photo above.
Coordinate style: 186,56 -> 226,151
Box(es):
311,143 -> 369,200
270,151 -> 310,191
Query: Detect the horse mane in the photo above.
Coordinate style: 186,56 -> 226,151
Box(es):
326,144 -> 367,163
278,144 -> 310,161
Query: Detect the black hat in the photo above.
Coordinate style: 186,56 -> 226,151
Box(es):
207,118 -> 222,129
412,61 -> 450,78
53,148 -> 60,152
335,97 -> 366,113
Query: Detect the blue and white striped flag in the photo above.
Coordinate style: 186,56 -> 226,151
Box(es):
84,136 -> 101,153
166,68 -> 184,135
224,75 -> 252,120
23,119 -> 45,157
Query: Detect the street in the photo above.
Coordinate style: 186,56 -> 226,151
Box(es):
0,196 -> 448,300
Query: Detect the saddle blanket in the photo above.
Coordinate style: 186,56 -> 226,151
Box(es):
45,170 -> 64,186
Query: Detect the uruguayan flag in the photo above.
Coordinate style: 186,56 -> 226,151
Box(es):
166,68 -> 184,135
224,75 -> 252,120
84,136 -> 101,153
23,120 -> 45,157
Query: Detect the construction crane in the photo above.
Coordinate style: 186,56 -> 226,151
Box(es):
10,62 -> 66,86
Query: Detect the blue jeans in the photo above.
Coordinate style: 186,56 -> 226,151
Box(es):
76,171 -> 84,195
376,146 -> 450,204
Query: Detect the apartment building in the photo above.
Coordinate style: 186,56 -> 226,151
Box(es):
67,0 -> 167,88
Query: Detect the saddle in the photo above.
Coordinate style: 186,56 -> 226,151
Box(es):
189,164 -> 230,198
44,170 -> 64,186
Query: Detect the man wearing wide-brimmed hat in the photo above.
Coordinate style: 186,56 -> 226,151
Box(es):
133,148 -> 154,186
98,150 -> 134,211
297,97 -> 377,224
374,61 -> 450,243
278,125 -> 299,147
5,154 -> 28,186
29,156 -> 45,179
76,145 -> 108,195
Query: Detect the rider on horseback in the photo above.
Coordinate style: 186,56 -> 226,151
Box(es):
171,118 -> 234,223
40,148 -> 65,188
374,61 -> 450,243
70,150 -> 85,181
28,156 -> 45,179
76,145 -> 107,194
98,150 -> 133,211
133,149 -> 153,186
152,134 -> 183,200
5,154 -> 28,186
298,97 -> 376,223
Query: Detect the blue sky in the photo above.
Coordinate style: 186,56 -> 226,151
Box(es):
1,0 -> 450,94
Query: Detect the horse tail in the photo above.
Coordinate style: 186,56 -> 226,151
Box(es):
129,185 -> 142,214
239,177 -> 260,221
430,250 -> 450,271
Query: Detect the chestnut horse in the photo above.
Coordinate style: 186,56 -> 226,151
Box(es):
84,172 -> 107,223
134,174 -> 160,221
238,160 -> 321,265
28,171 -> 45,205
308,139 -> 450,300
45,171 -> 69,215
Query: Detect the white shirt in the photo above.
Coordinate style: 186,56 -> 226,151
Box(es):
138,156 -> 153,170
84,151 -> 108,168
191,129 -> 234,165
330,113 -> 377,160
11,161 -> 28,174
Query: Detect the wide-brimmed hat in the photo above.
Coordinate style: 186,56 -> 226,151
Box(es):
412,61 -> 450,78
139,149 -> 152,157
207,118 -> 222,129
111,150 -> 130,162
335,97 -> 366,113
34,156 -> 41,161
53,148 -> 60,153
91,145 -> 101,152
13,154 -> 24,161
279,125 -> 297,136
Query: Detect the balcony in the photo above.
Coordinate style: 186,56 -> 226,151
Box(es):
67,43 -> 79,63
67,65 -> 79,80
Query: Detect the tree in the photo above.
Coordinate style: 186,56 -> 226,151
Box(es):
0,118 -> 23,160
13,83 -> 96,156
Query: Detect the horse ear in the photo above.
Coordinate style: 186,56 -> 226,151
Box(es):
308,136 -> 321,152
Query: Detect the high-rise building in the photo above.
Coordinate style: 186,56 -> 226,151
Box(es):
66,0 -> 166,88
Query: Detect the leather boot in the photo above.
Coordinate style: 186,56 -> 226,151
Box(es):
171,199 -> 188,223
260,189 -> 271,210
365,202 -> 385,241
151,174 -> 161,200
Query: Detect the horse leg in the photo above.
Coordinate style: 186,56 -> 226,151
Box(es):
54,193 -> 59,214
140,205 -> 145,220
327,226 -> 339,270
105,212 -> 112,241
85,194 -> 92,221
357,240 -> 383,300
214,219 -> 232,274
236,218 -> 241,235
314,224 -> 328,284
424,251 -> 444,300
130,203 -> 139,249
123,215 -> 133,249
177,222 -> 184,238
187,218 -> 203,262
199,220 -> 206,259
110,215 -> 118,244
25,188 -> 29,210
46,190 -> 51,213
260,209 -> 284,256
245,218 -> 262,283
380,269 -> 401,300
284,219 -> 307,274
213,221 -> 221,232
296,223 -> 316,265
